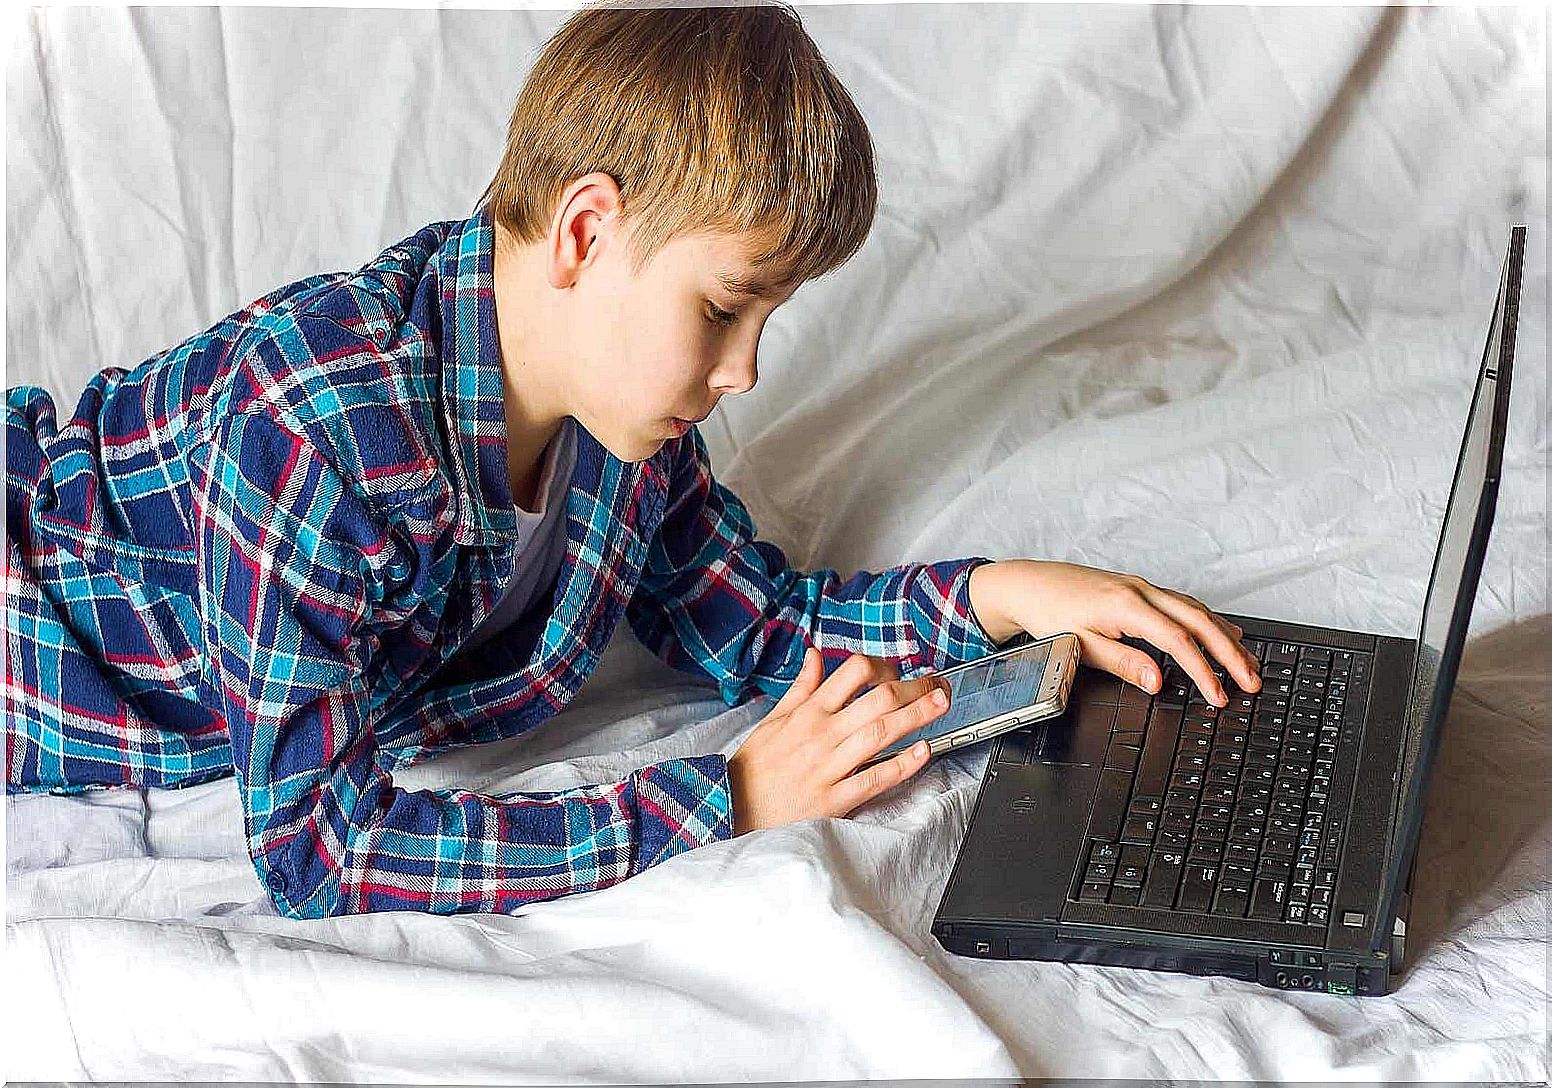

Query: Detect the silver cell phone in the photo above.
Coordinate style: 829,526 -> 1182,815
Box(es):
858,631 -> 1081,769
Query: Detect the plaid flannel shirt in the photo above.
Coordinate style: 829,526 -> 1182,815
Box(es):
5,201 -> 1003,918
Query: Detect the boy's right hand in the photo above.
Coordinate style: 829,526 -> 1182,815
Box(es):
727,648 -> 953,836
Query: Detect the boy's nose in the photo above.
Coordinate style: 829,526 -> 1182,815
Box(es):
712,350 -> 758,397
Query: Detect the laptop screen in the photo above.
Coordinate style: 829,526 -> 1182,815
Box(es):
1374,226 -> 1523,949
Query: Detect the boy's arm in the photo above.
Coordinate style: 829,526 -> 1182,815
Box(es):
196,405 -> 731,919
626,425 -> 1006,707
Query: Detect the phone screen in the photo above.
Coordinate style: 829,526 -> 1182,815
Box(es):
872,640 -> 1054,761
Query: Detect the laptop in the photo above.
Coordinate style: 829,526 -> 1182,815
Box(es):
931,226 -> 1526,996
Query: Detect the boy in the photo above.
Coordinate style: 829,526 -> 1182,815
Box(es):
5,3 -> 1258,919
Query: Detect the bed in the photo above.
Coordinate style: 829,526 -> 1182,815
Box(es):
6,3 -> 1547,1080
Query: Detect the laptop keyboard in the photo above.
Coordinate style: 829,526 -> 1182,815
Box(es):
1068,639 -> 1370,926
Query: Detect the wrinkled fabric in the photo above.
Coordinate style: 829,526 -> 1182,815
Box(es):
5,3 -> 1546,1082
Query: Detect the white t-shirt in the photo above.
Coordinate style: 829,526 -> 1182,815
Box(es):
462,416 -> 578,652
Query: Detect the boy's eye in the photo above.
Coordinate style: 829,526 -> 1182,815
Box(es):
706,302 -> 738,327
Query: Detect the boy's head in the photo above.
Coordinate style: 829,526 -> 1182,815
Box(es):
479,1 -> 878,463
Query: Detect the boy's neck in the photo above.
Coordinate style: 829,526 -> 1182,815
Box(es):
491,223 -> 570,515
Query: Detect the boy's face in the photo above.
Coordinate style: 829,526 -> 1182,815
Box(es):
532,178 -> 799,463
576,225 -> 797,462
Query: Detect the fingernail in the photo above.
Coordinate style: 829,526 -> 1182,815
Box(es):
932,689 -> 948,706
913,741 -> 929,757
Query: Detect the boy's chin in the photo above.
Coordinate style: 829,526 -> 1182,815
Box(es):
595,422 -> 675,464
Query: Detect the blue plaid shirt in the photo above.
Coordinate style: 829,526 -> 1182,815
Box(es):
5,201 -> 1003,918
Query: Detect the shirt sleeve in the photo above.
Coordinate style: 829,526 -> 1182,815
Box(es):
193,408 -> 732,919
625,425 -> 1006,708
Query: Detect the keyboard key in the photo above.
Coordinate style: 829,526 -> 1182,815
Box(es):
1266,643 -> 1298,665
1187,840 -> 1224,863
1164,788 -> 1199,811
1308,905 -> 1330,925
1079,881 -> 1110,902
1177,865 -> 1217,911
1256,857 -> 1292,881
1263,835 -> 1296,858
1090,841 -> 1120,862
1129,795 -> 1162,814
1114,864 -> 1145,887
1212,886 -> 1250,916
1221,862 -> 1256,890
1194,819 -> 1229,842
1121,816 -> 1159,843
1086,861 -> 1115,881
1141,851 -> 1185,907
1229,823 -> 1262,845
1109,884 -> 1143,906
1269,816 -> 1301,837
1138,706 -> 1184,796
1249,877 -> 1288,920
1235,800 -> 1269,822
1120,843 -> 1150,869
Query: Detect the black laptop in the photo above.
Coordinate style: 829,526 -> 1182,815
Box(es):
932,226 -> 1526,996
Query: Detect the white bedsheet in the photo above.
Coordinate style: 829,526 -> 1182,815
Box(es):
6,3 -> 1547,1081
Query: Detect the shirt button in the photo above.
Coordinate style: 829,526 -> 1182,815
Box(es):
265,869 -> 287,893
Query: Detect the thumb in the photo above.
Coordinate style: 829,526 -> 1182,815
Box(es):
1078,632 -> 1160,694
767,645 -> 823,718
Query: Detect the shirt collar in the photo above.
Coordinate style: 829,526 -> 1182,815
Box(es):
435,200 -> 523,546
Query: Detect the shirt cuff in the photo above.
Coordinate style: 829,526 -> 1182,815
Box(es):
905,556 -> 1004,676
628,753 -> 735,872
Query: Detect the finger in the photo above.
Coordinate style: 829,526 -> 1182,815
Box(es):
829,680 -> 949,775
768,646 -> 823,719
1197,609 -> 1257,684
811,653 -> 900,716
1077,633 -> 1163,694
1123,602 -> 1224,707
835,673 -> 948,732
1150,591 -> 1261,694
829,734 -> 933,816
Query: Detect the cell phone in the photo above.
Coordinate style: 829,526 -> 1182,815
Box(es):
858,631 -> 1081,768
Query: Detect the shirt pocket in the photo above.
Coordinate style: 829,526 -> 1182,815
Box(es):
35,509 -> 200,599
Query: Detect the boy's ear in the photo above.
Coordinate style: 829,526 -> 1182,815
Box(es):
547,171 -> 622,289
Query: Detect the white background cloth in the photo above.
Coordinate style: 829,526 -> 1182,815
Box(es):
5,3 -> 1547,1081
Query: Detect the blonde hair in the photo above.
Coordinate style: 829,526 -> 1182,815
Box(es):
479,0 -> 878,289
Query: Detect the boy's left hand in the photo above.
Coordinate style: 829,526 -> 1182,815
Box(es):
967,559 -> 1261,708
